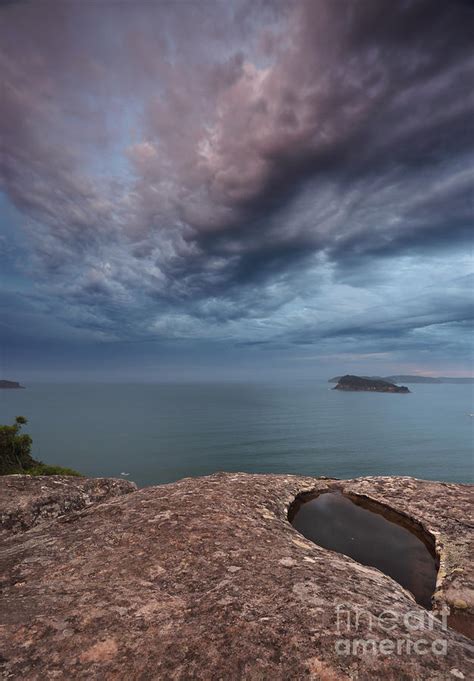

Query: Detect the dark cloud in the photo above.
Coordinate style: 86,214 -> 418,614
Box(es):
0,0 -> 473,372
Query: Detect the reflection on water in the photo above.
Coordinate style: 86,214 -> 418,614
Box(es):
0,381 -> 472,487
290,491 -> 438,609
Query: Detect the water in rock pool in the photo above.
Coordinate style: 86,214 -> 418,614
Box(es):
290,491 -> 438,609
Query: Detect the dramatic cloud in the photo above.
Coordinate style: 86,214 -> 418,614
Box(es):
0,0 -> 473,376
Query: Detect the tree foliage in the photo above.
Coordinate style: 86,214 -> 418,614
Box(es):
0,417 -> 81,476
0,416 -> 35,475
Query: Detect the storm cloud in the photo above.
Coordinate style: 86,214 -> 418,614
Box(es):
0,0 -> 473,377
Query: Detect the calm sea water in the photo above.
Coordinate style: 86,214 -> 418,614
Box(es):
1,381 -> 472,487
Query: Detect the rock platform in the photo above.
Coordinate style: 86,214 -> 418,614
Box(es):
0,473 -> 472,679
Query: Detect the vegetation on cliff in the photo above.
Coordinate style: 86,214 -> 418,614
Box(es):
0,416 -> 81,476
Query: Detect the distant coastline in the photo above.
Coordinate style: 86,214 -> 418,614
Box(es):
328,375 -> 473,385
0,380 -> 25,390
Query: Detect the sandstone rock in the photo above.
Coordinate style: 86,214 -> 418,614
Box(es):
0,473 -> 472,679
0,475 -> 137,537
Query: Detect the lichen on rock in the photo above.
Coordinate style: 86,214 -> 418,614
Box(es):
0,474 -> 137,536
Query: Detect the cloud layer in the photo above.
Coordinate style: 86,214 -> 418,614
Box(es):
0,0 -> 473,374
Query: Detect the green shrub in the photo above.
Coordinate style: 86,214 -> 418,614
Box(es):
0,417 -> 81,476
26,463 -> 82,477
0,416 -> 35,474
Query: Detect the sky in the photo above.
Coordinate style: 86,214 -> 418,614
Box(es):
0,0 -> 473,381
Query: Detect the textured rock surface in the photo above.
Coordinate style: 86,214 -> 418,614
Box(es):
0,473 -> 472,679
0,475 -> 137,536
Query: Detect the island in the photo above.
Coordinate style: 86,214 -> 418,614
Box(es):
329,374 -> 473,384
0,380 -> 25,389
333,374 -> 410,393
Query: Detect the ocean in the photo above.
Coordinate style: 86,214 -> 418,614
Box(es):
1,380 -> 472,487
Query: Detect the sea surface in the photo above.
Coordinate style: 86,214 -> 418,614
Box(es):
1,381 -> 473,487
